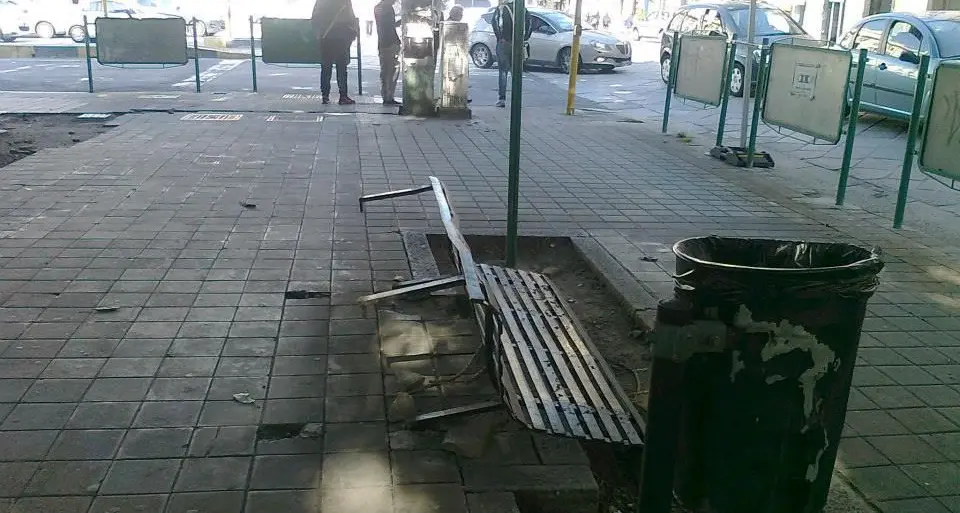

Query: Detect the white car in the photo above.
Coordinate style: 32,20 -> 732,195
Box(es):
22,0 -> 82,38
469,7 -> 632,72
0,0 -> 29,41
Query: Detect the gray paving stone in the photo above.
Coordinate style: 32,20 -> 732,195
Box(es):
24,460 -> 110,495
0,462 -> 38,498
0,431 -> 58,461
842,466 -> 928,501
321,451 -> 392,489
392,450 -> 461,485
867,435 -> 947,465
393,484 -> 468,513
901,462 -> 960,497
117,428 -> 192,459
199,401 -> 263,427
250,454 -> 323,490
188,426 -> 257,457
165,491 -> 245,513
100,459 -> 181,494
134,401 -> 203,428
146,377 -> 212,401
47,429 -> 124,460
262,398 -> 324,424
88,494 -> 168,513
174,457 -> 251,492
1,403 -> 76,431
244,490 -> 322,513
7,496 -> 91,513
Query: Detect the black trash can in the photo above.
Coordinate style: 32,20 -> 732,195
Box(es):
670,236 -> 883,513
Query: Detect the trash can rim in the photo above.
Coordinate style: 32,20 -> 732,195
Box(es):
671,236 -> 882,274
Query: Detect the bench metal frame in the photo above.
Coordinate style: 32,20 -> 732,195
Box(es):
358,177 -> 646,445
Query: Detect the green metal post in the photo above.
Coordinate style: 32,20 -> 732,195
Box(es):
836,48 -> 867,206
746,40 -> 769,168
505,0 -> 526,267
192,18 -> 201,93
356,20 -> 363,96
250,16 -> 257,92
662,32 -> 679,134
715,41 -> 737,147
83,16 -> 93,93
893,54 -> 930,229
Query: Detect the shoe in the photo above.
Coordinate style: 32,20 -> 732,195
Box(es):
322,96 -> 330,105
383,99 -> 400,106
339,96 -> 356,105
495,100 -> 505,107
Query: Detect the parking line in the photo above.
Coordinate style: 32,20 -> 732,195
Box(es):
0,66 -> 33,74
173,59 -> 243,88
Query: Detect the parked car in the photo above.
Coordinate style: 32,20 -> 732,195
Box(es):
469,7 -> 632,72
634,10 -> 670,40
135,0 -> 226,36
19,0 -> 80,38
448,0 -> 492,32
659,2 -> 809,96
838,11 -> 960,121
67,0 -> 174,42
0,0 -> 29,41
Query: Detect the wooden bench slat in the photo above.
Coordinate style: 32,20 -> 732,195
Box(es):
481,264 -> 645,445
511,268 -> 632,442
480,266 -> 567,434
486,265 -> 593,439
525,271 -> 645,445
429,177 -> 484,302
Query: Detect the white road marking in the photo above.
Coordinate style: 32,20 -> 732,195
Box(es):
172,59 -> 243,88
0,66 -> 32,74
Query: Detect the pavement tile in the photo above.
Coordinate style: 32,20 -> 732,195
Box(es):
188,426 -> 257,457
47,429 -> 124,460
7,496 -> 91,513
24,460 -> 110,495
391,450 -> 461,484
0,462 -> 38,498
1,403 -> 76,431
174,457 -> 251,492
134,401 -> 203,428
243,490 -> 322,513
88,494 -> 168,513
165,491 -> 245,513
393,483 -> 468,513
100,459 -> 181,494
901,462 -> 960,497
321,451 -> 391,489
250,454 -> 323,490
117,428 -> 193,459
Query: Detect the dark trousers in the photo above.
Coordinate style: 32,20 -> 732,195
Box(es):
320,38 -> 350,98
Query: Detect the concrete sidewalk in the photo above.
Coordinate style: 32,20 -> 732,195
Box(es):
0,94 -> 957,513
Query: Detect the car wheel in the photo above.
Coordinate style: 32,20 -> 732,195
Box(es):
730,62 -> 745,97
559,46 -> 580,73
660,54 -> 671,83
68,25 -> 86,43
35,21 -> 56,39
190,20 -> 207,37
470,43 -> 493,68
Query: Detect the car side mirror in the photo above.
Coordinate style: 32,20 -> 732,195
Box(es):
900,50 -> 919,65
538,25 -> 555,35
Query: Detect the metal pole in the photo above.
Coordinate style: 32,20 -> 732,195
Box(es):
83,16 -> 93,93
835,48 -> 867,206
661,32 -> 679,134
193,18 -> 201,93
505,0 -> 526,267
739,0 -> 757,147
893,54 -> 930,229
102,0 -> 108,16
356,20 -> 363,96
715,41 -> 737,147
250,16 -> 257,92
746,39 -> 767,168
564,0 -> 584,115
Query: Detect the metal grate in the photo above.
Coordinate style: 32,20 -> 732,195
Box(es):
265,114 -> 323,123
180,113 -> 243,121
282,94 -> 323,100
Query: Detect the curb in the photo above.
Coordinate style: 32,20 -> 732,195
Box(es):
571,236 -> 660,332
0,44 -> 250,60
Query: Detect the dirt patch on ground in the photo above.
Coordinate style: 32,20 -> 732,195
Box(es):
0,114 -> 113,169
429,234 -> 653,512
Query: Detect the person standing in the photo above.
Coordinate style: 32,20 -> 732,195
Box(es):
374,0 -> 401,105
490,1 -> 532,108
312,0 -> 358,105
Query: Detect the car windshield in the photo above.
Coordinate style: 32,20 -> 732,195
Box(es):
929,20 -> 960,58
540,11 -> 574,32
729,7 -> 805,37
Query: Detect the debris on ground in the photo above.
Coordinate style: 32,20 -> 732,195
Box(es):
94,306 -> 118,313
388,392 -> 417,422
299,423 -> 323,439
231,393 -> 255,404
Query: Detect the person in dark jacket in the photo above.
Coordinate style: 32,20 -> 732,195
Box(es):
312,0 -> 357,105
374,0 -> 402,105
490,1 -> 533,107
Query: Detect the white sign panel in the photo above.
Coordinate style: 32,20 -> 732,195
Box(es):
919,61 -> 960,181
762,43 -> 852,143
674,35 -> 728,106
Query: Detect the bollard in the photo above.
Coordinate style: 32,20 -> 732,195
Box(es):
400,0 -> 437,116
637,298 -> 727,513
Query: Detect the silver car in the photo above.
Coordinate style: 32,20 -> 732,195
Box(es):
839,11 -> 960,120
469,7 -> 632,72
0,0 -> 28,41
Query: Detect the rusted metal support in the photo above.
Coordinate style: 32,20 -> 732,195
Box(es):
357,276 -> 465,303
358,185 -> 433,211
